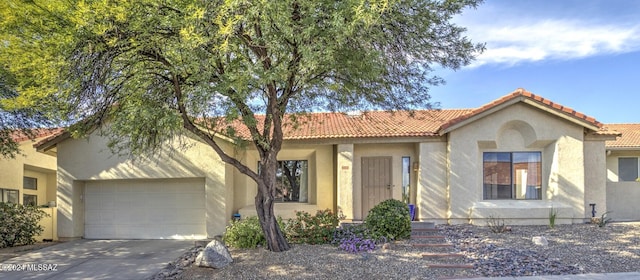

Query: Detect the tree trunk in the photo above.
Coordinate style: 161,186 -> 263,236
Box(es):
282,161 -> 300,201
256,155 -> 291,252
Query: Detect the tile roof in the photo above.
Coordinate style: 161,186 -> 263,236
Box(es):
10,128 -> 64,143
33,88 -> 632,147
229,109 -> 473,140
439,88 -> 602,131
605,124 -> 640,148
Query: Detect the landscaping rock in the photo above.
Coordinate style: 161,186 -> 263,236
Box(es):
153,223 -> 640,280
532,236 -> 548,246
149,246 -> 203,280
195,240 -> 233,269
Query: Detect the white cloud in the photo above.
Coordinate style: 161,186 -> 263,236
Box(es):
465,20 -> 640,67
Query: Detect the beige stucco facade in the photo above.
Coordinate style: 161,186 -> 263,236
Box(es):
434,103 -> 608,225
606,150 -> 640,221
416,141 -> 449,224
52,131 -> 429,238
237,144 -> 335,220
43,92 -> 635,240
54,133 -> 339,239
55,132 -> 234,239
0,137 -> 58,241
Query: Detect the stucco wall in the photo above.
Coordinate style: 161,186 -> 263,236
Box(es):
583,139 -> 607,220
236,144 -> 335,220
232,148 -> 254,215
0,138 -> 57,204
56,132 -> 232,238
606,150 -> 640,221
22,170 -> 54,205
416,141 -> 448,223
336,144 -> 354,219
447,103 -> 587,225
35,207 -> 58,241
607,182 -> 640,221
607,150 -> 640,182
0,138 -> 58,240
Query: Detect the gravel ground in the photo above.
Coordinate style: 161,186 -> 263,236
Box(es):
153,222 -> 640,280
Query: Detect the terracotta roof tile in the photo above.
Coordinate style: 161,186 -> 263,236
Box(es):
10,128 -> 64,143
439,88 -> 602,131
32,89 -> 616,146
33,129 -> 70,148
228,110 -> 472,140
591,127 -> 621,137
605,124 -> 640,148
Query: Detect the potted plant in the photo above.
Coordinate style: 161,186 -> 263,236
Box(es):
402,187 -> 416,221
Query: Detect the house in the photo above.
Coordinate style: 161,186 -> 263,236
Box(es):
0,129 -> 61,241
34,89 -> 637,240
604,124 -> 640,221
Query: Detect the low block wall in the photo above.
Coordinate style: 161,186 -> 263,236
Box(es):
35,207 -> 58,241
237,203 -> 320,221
607,182 -> 640,221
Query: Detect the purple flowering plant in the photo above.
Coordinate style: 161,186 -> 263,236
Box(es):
332,223 -> 386,254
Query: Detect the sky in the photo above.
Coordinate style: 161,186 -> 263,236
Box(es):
427,0 -> 640,124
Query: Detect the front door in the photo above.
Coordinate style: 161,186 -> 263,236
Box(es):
361,156 -> 393,218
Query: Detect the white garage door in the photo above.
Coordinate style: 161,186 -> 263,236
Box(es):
84,178 -> 207,239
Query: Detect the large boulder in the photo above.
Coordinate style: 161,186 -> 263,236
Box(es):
195,240 -> 233,269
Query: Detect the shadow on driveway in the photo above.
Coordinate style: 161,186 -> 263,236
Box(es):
0,240 -> 193,280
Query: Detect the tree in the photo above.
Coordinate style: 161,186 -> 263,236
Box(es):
0,67 -> 51,158
281,160 -> 302,202
276,160 -> 305,202
0,0 -> 484,251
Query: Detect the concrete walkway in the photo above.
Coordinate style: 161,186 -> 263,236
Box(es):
0,239 -> 193,280
453,272 -> 640,280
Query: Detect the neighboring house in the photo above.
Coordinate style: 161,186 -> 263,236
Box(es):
0,129 -> 61,241
35,89 -> 634,240
604,124 -> 640,221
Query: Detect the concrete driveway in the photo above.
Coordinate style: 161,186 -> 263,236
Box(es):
0,239 -> 194,280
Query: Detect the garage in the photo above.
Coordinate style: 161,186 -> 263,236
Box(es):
84,178 -> 207,239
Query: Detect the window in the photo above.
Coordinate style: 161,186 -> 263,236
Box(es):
23,194 -> 37,206
274,160 -> 308,202
1,188 -> 19,204
23,177 -> 37,190
483,152 -> 542,200
618,157 -> 640,182
402,157 -> 410,204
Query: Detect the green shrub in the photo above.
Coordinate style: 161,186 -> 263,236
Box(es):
285,209 -> 340,244
223,216 -> 265,248
364,199 -> 411,240
0,202 -> 48,248
223,216 -> 288,248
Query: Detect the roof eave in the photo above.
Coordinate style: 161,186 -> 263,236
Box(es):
585,132 -> 620,141
522,99 -> 601,131
35,131 -> 71,153
606,146 -> 640,151
438,96 -> 601,135
439,97 -> 524,135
